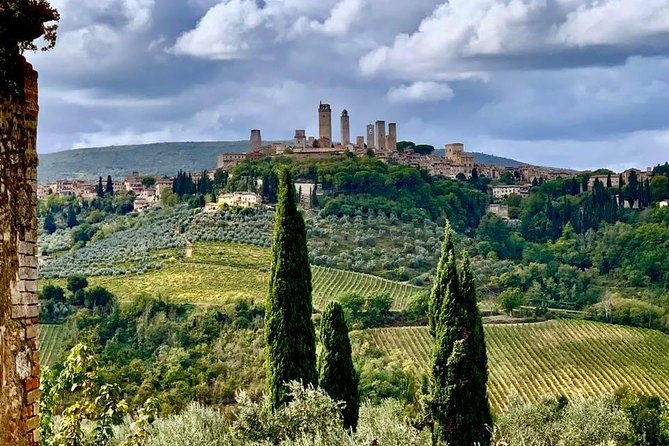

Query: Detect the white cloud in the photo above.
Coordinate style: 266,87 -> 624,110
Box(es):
359,0 -> 669,80
172,0 -> 267,60
310,0 -> 366,37
386,81 -> 454,104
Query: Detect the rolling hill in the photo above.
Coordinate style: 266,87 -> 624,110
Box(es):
38,141 -> 528,181
362,321 -> 669,412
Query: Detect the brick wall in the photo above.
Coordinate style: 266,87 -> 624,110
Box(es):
0,57 -> 41,446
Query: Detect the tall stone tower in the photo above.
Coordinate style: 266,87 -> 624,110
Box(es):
0,58 -> 42,446
318,102 -> 332,147
340,109 -> 350,146
250,129 -> 262,151
366,124 -> 375,149
387,123 -> 397,151
375,120 -> 386,151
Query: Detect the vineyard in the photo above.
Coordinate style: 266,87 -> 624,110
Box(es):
67,242 -> 422,308
39,324 -> 70,367
363,320 -> 669,411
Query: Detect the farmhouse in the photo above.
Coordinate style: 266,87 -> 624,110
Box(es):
218,192 -> 261,209
492,184 -> 532,199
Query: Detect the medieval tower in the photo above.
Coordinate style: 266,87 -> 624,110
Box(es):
366,124 -> 375,149
340,109 -> 350,146
318,102 -> 332,147
375,120 -> 386,151
250,129 -> 262,150
387,123 -> 397,151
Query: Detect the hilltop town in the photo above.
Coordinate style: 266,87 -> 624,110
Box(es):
39,101 -> 656,215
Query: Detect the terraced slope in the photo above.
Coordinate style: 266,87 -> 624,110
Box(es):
363,320 -> 669,411
68,242 -> 421,308
39,324 -> 70,367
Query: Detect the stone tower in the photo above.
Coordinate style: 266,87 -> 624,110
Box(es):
250,129 -> 262,151
294,129 -> 306,150
0,58 -> 42,446
375,120 -> 386,151
340,109 -> 350,146
318,102 -> 332,147
387,123 -> 397,151
366,124 -> 375,149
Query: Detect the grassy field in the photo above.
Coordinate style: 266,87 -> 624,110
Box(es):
363,320 -> 669,412
50,242 -> 422,309
39,324 -> 71,367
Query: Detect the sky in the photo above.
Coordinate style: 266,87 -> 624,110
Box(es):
30,0 -> 669,170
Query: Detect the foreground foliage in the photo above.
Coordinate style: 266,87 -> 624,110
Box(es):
265,169 -> 317,407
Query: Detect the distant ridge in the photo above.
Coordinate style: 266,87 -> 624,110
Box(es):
39,141 -> 529,182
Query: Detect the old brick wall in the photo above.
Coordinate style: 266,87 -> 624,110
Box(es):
0,57 -> 41,446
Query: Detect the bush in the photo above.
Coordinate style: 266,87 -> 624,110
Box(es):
586,297 -> 667,332
339,293 -> 393,329
494,394 -> 631,446
404,291 -> 429,322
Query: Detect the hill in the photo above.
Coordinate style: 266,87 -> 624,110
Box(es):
37,141 -> 249,182
38,141 -> 529,181
361,321 -> 669,411
47,241 -> 422,309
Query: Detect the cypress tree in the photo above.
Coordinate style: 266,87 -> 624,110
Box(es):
430,225 -> 491,446
265,168 -> 317,408
319,301 -> 359,431
44,212 -> 57,234
96,176 -> 104,197
105,175 -> 114,195
428,223 -> 456,337
66,206 -> 78,228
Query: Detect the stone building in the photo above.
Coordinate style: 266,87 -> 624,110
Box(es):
0,57 -> 42,446
218,192 -> 261,208
318,102 -> 332,147
217,152 -> 247,171
492,184 -> 532,199
375,120 -> 386,151
356,136 -> 365,148
340,110 -> 350,146
294,129 -> 306,150
387,122 -> 397,151
445,143 -> 475,171
366,124 -> 375,149
250,129 -> 262,151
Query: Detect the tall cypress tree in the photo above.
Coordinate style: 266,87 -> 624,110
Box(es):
428,223 -> 456,337
265,168 -> 317,408
96,176 -> 104,197
430,224 -> 491,446
105,175 -> 114,195
319,301 -> 359,431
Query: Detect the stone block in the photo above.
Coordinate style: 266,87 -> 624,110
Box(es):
12,305 -> 26,319
26,389 -> 40,404
25,377 -> 39,392
25,305 -> 39,319
25,325 -> 37,340
19,267 -> 38,281
25,416 -> 39,431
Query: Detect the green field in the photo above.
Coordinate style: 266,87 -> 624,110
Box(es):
52,242 -> 422,309
363,320 -> 669,411
39,324 -> 71,367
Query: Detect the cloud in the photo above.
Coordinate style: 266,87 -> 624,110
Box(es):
172,0 -> 267,60
386,81 -> 454,104
309,0 -> 366,37
359,0 -> 669,80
